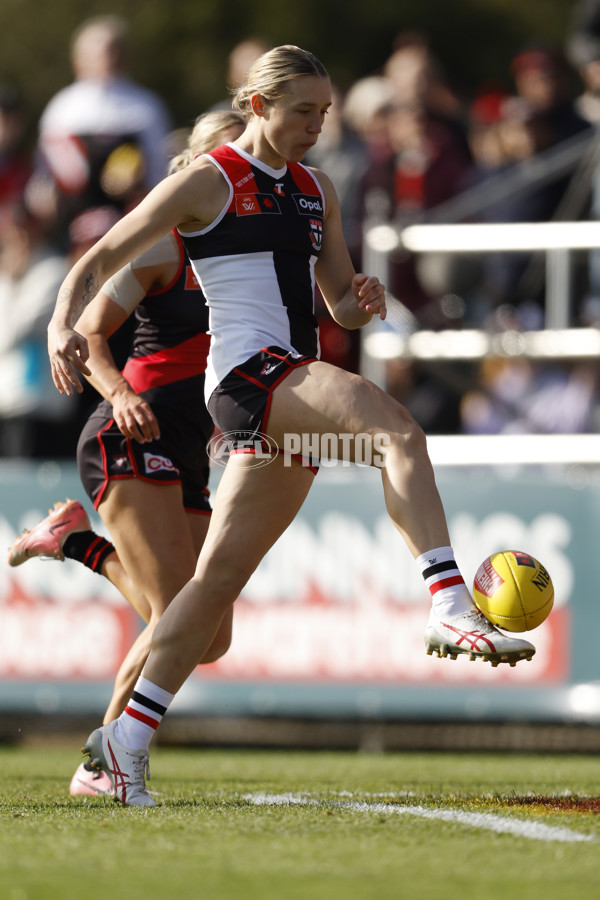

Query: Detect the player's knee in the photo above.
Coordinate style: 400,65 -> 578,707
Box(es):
383,411 -> 429,464
404,415 -> 428,455
196,560 -> 252,609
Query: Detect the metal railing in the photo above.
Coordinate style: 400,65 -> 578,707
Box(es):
361,220 -> 600,377
360,126 -> 600,374
366,219 -> 600,332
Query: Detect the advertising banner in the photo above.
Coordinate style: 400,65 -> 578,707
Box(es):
0,448 -> 595,722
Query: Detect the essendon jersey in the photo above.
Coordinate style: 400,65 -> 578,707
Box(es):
178,143 -> 325,401
121,230 -> 210,396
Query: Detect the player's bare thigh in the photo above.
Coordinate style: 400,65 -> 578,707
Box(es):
266,359 -> 418,453
194,452 -> 315,590
98,479 -> 201,612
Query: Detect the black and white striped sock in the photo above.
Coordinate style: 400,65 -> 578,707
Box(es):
114,676 -> 174,750
417,546 -> 473,618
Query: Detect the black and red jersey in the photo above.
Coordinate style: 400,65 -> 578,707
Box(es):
121,231 -> 210,396
178,143 -> 326,400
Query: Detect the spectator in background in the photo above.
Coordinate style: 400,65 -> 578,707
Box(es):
445,86 -> 514,326
509,43 -> 590,145
466,87 -> 512,172
568,0 -> 600,125
471,95 -> 561,327
453,47 -> 592,328
32,14 -> 171,246
359,92 -> 472,326
0,85 -> 32,214
0,201 -> 126,459
384,30 -> 470,160
566,4 -> 600,324
569,42 -> 600,126
355,33 -> 471,326
341,75 -> 395,169
211,37 -> 271,110
568,0 -> 600,66
0,204 -> 71,456
353,68 -> 471,428
460,356 -> 598,435
226,37 -> 271,92
304,84 -> 371,373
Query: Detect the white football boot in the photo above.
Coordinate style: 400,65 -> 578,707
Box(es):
83,721 -> 156,807
424,606 -> 535,667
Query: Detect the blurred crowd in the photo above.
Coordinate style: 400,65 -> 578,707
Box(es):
2,7 -> 600,457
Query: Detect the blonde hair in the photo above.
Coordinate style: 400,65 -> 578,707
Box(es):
168,109 -> 246,173
233,44 -> 328,115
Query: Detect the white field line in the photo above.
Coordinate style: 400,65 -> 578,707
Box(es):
243,792 -> 594,844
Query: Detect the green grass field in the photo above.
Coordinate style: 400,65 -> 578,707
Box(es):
1,745 -> 599,900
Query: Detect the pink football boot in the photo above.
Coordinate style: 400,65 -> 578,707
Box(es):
69,762 -> 114,797
7,499 -> 90,566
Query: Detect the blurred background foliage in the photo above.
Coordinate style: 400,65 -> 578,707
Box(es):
0,0 -> 579,138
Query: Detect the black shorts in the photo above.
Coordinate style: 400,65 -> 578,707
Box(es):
207,346 -> 319,471
77,392 -> 214,513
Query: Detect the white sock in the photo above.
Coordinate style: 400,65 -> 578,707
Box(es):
417,546 -> 474,618
114,676 -> 175,751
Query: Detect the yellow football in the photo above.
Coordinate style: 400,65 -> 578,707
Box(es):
473,550 -> 554,632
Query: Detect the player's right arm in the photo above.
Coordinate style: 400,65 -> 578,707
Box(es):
48,158 -> 227,395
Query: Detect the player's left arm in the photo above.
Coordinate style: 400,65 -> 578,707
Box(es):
313,169 -> 386,328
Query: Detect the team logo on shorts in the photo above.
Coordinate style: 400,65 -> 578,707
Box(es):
309,218 -> 322,251
143,452 -> 179,474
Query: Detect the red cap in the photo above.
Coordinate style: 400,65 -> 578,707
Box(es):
470,91 -> 510,124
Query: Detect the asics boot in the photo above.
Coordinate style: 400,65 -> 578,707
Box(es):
83,721 -> 156,807
425,606 -> 535,667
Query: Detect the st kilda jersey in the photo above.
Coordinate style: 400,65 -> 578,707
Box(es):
120,230 -> 210,404
178,142 -> 326,401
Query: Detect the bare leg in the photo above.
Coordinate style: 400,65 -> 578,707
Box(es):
265,363 -> 534,666
98,479 -> 232,721
143,454 -> 315,693
115,362 -> 535,714
100,551 -> 151,623
140,361 -> 448,696
266,361 -> 450,556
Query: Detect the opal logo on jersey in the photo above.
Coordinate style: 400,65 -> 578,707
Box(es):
143,452 -> 179,474
293,194 -> 323,216
208,430 -> 279,469
236,194 -> 281,216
